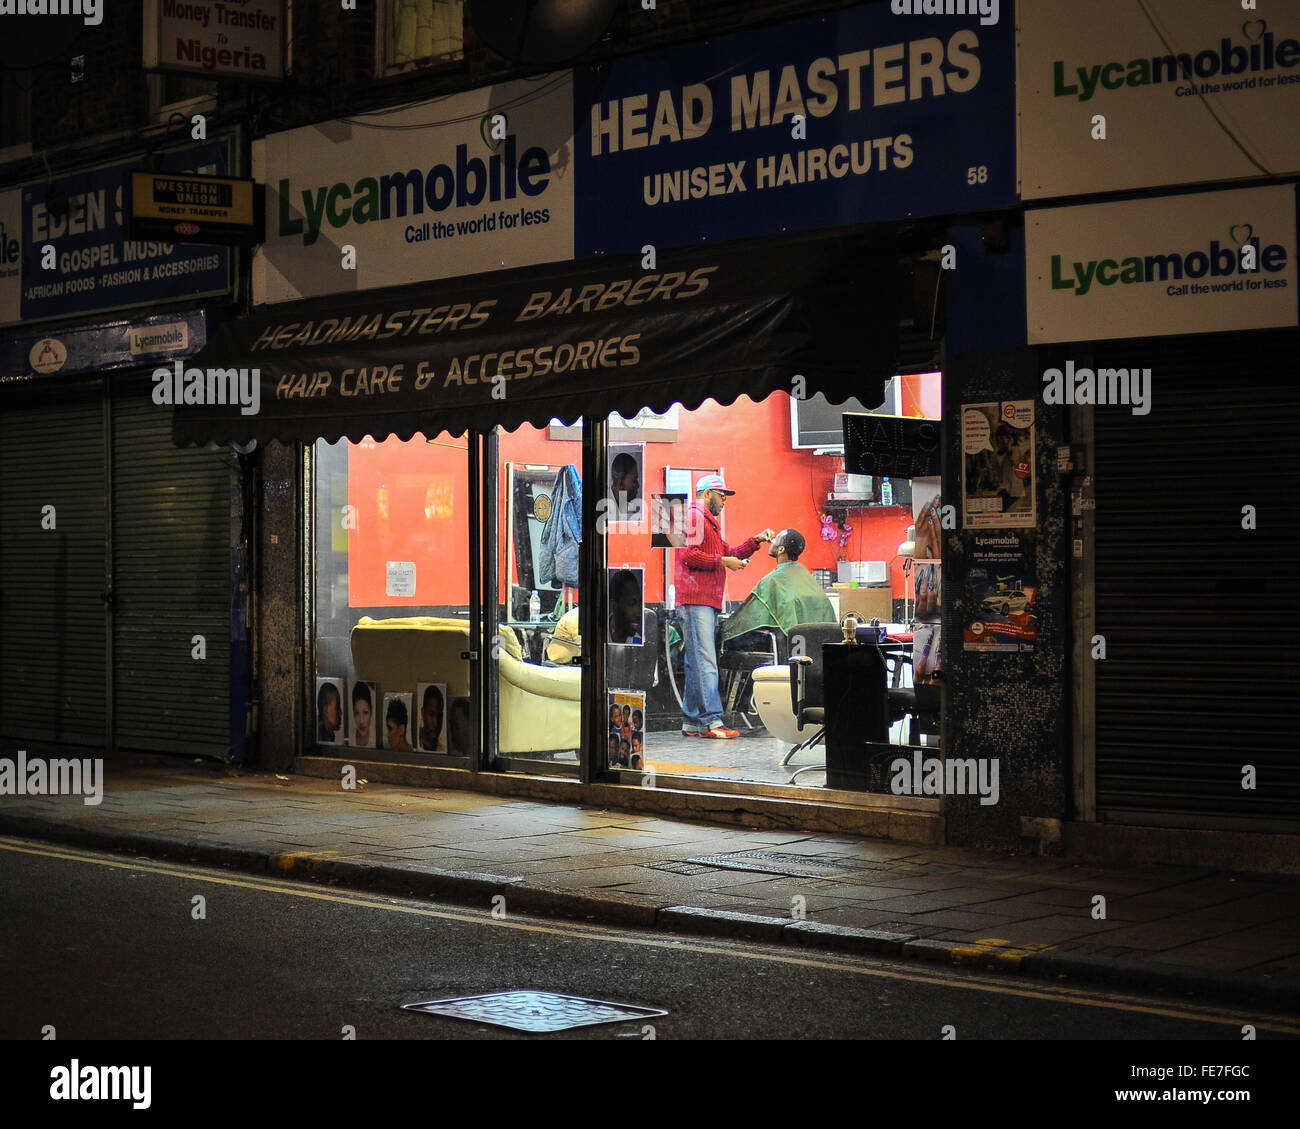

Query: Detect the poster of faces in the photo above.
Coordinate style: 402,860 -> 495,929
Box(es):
447,697 -> 472,755
607,690 -> 646,770
415,682 -> 448,753
382,691 -> 414,752
607,442 -> 644,523
607,566 -> 644,647
315,677 -> 344,745
347,679 -> 378,748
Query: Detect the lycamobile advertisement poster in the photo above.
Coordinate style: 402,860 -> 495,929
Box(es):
1020,0 -> 1300,197
1027,184 -> 1297,344
253,75 -> 575,303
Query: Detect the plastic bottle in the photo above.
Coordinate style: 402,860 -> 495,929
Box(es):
881,478 -> 894,506
529,590 -> 541,621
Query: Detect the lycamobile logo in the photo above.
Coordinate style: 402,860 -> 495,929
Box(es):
1051,229 -> 1288,297
1054,20 -> 1299,101
279,135 -> 550,247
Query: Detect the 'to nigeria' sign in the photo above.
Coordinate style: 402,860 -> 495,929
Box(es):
573,2 -> 1014,255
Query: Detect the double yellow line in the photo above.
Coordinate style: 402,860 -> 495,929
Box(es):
2,835 -> 1296,1036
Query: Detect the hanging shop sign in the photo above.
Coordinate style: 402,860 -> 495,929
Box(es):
0,309 -> 212,382
125,170 -> 263,245
254,74 -> 575,303
1,139 -> 235,328
1026,183 -> 1298,345
143,0 -> 286,82
175,228 -> 901,447
1019,0 -> 1300,199
842,413 -> 941,479
572,2 -> 1015,255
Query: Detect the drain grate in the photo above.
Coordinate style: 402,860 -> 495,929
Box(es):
402,991 -> 667,1033
684,850 -> 892,879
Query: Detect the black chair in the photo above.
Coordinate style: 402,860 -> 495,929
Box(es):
717,625 -> 780,726
782,622 -> 845,775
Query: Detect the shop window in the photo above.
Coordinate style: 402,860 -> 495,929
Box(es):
147,72 -> 217,125
379,0 -> 464,75
310,435 -> 472,758
0,69 -> 33,156
600,392 -> 943,793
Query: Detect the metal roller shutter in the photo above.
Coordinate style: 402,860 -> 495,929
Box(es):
0,382 -> 108,746
111,374 -> 232,758
1092,329 -> 1300,829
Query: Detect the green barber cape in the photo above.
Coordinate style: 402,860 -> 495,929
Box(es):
720,562 -> 836,643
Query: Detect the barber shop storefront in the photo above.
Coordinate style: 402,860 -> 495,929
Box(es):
175,4 -> 1017,828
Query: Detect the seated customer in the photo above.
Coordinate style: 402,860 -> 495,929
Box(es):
720,529 -> 836,653
546,606 -> 581,666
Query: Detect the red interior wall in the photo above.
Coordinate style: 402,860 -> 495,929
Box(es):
348,394 -> 919,607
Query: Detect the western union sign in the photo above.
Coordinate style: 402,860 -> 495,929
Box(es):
126,170 -> 263,245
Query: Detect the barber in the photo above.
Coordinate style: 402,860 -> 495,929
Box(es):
675,473 -> 773,740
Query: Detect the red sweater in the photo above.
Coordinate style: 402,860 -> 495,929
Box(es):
674,501 -> 761,610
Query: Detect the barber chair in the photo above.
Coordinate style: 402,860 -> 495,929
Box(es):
717,625 -> 781,727
757,621 -> 843,780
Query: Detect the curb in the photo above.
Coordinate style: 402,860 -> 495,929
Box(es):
3,813 -> 1298,1014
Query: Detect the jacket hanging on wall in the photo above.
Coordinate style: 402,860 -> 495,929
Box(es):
538,464 -> 582,588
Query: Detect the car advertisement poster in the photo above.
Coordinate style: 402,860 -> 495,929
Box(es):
963,536 -> 1039,653
962,400 -> 1035,529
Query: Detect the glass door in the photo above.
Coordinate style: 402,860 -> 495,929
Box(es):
484,422 -> 586,775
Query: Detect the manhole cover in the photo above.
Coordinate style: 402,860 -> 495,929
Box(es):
402,991 -> 667,1033
685,851 -> 886,879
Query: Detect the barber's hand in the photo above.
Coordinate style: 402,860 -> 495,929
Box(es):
756,528 -> 775,543
722,556 -> 748,571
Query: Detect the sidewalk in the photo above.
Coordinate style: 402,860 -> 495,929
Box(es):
2,753 -> 1298,1011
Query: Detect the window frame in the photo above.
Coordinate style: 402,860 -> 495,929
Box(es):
375,0 -> 466,79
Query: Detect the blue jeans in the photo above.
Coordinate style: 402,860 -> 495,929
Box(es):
680,603 -> 723,732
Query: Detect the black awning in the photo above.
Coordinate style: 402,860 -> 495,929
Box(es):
173,228 -> 901,446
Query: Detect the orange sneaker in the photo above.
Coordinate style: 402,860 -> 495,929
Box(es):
696,726 -> 739,739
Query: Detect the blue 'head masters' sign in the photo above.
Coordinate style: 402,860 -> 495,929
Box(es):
15,140 -> 233,325
573,3 -> 1014,256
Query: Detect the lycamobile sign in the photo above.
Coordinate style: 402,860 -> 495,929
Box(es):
277,135 -> 550,247
254,75 -> 574,302
1054,24 -> 1300,100
1051,232 -> 1288,296
1019,3 -> 1300,198
1026,184 -> 1298,344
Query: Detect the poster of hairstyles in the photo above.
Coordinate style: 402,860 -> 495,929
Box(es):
607,442 -> 645,523
415,682 -> 448,753
607,689 -> 646,770
347,679 -> 378,748
382,691 -> 414,752
315,678 -> 344,746
607,566 -> 644,647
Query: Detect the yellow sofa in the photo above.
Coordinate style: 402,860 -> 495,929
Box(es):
349,616 -> 581,754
